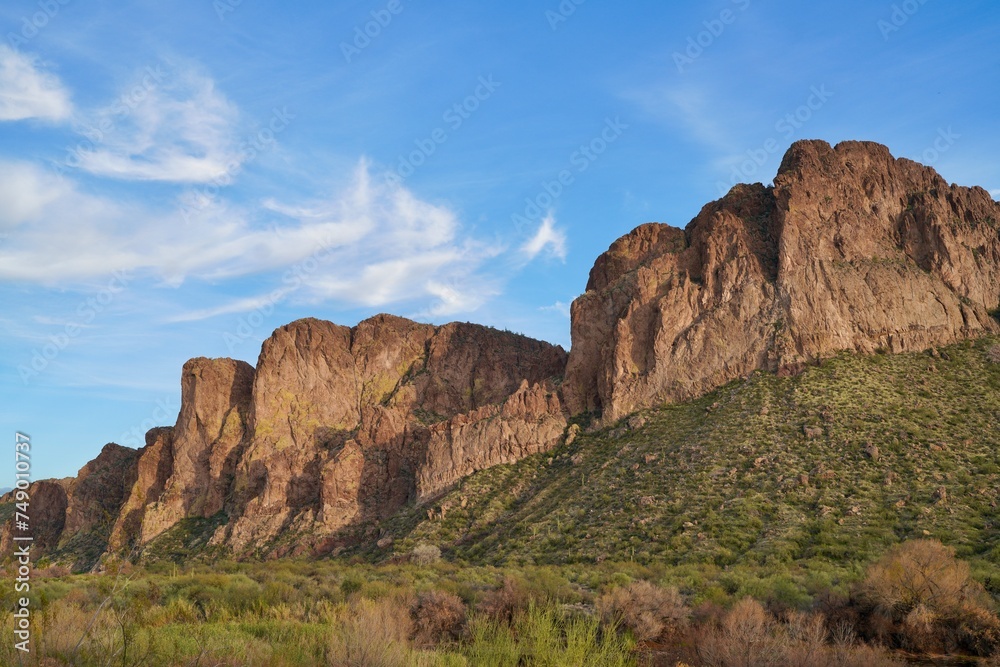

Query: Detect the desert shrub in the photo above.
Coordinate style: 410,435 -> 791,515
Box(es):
411,590 -> 467,646
702,597 -> 779,667
477,577 -> 531,625
412,544 -> 443,566
955,603 -> 1000,657
597,580 -> 690,642
988,344 -> 1000,364
861,539 -> 1000,655
690,598 -> 905,667
341,576 -> 364,597
520,566 -> 580,603
863,540 -> 980,616
464,604 -> 635,667
901,603 -> 938,652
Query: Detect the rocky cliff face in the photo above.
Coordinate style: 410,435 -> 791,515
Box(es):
1,444 -> 139,569
564,140 -> 1000,422
4,315 -> 567,566
221,315 -> 566,555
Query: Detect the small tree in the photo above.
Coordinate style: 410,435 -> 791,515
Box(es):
410,544 -> 442,566
862,540 -> 979,617
597,580 -> 690,642
862,540 -> 1000,656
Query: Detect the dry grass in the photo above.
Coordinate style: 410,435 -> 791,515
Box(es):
691,598 -> 904,667
327,597 -> 415,667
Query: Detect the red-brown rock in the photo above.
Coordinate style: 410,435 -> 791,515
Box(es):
565,140 -> 1000,422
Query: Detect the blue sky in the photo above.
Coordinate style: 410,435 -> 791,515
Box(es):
1,0 -> 999,488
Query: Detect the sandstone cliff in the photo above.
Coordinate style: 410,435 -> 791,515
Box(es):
221,315 -> 567,555
3,315 -> 567,566
564,140 -> 1000,422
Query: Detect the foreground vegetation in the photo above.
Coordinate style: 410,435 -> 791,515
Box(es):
2,539 -> 999,665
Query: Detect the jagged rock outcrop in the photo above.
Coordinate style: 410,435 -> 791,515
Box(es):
221,315 -> 567,554
0,479 -> 69,555
0,444 -> 139,568
61,444 -> 140,544
416,380 -> 566,500
108,427 -> 174,551
136,358 -> 254,544
1,314 -> 567,566
564,140 -> 1000,422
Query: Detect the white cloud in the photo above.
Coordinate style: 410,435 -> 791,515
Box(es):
73,67 -> 243,183
165,291 -> 290,323
625,82 -> 733,152
991,188 -> 1000,200
0,162 -> 71,229
0,159 -> 500,318
0,46 -> 72,122
540,301 -> 571,318
520,213 -> 567,261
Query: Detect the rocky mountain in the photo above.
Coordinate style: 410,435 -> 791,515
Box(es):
3,315 -> 566,565
3,139 -> 999,569
564,140 -> 1000,422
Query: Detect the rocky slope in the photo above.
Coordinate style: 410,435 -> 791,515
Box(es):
564,140 -> 1000,422
3,139 -> 999,569
386,335 -> 1000,568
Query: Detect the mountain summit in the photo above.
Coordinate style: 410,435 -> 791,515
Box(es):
564,140 -> 1000,422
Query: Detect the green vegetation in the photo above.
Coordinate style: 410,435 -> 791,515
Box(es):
4,542 -> 996,665
383,336 -> 1000,590
4,338 -> 1000,664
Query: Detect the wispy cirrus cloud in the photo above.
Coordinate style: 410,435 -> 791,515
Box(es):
624,82 -> 735,153
0,156 -> 506,319
520,213 -> 567,261
72,67 -> 243,183
540,301 -> 571,318
0,46 -> 72,122
164,291 -> 293,324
